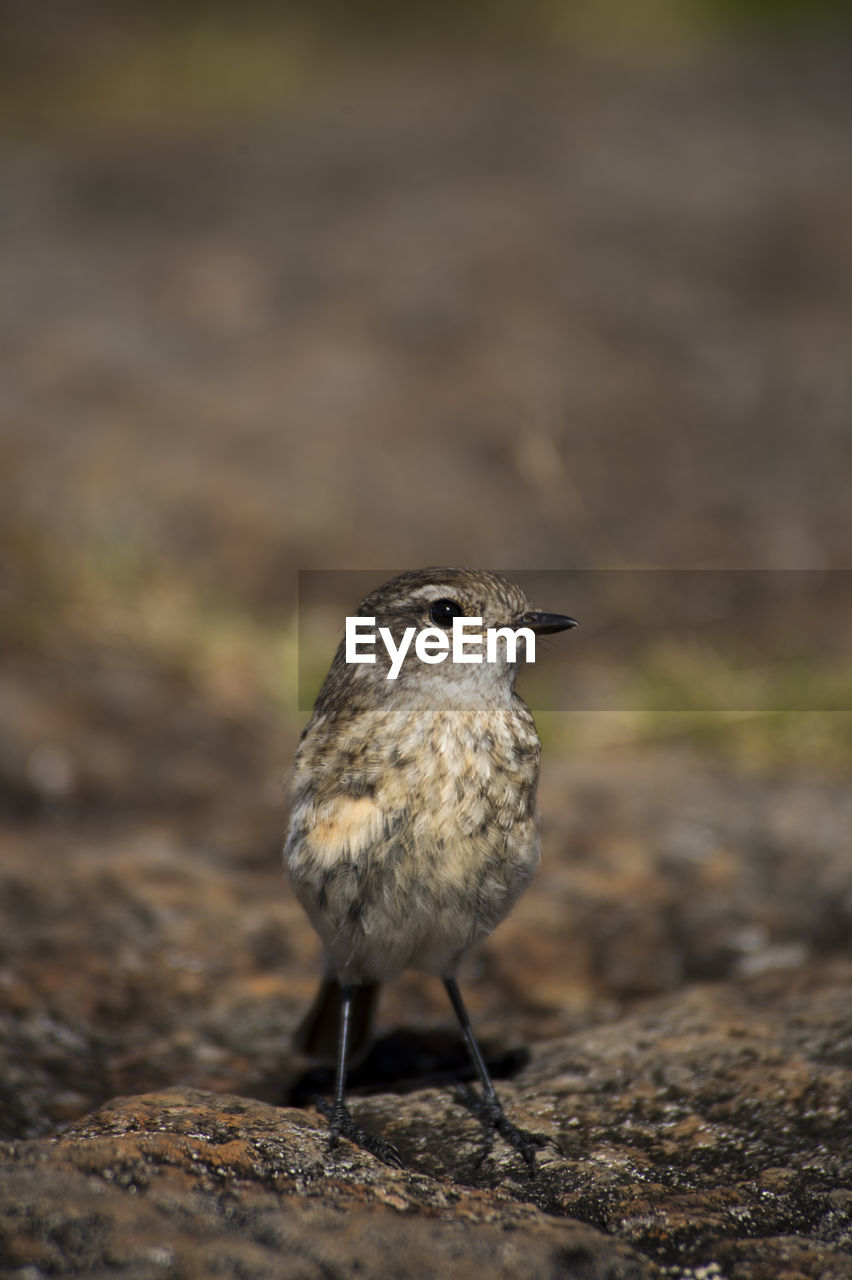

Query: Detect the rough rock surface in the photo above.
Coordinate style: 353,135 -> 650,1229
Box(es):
1,1091 -> 648,1280
3,747 -> 852,1277
3,957 -> 852,1276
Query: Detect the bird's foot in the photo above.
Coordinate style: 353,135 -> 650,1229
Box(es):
315,1096 -> 404,1168
454,1085 -> 556,1174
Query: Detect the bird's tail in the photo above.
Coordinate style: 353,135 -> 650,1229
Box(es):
293,976 -> 381,1066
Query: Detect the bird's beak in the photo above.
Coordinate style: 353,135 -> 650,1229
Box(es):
520,611 -> 579,634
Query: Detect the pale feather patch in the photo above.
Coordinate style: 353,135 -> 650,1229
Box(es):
305,796 -> 385,868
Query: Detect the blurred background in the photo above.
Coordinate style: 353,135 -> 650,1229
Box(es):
1,0 -> 851,1139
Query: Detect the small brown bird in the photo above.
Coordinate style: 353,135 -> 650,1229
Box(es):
285,567 -> 577,1169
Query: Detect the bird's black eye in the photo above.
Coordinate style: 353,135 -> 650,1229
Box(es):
429,598 -> 464,627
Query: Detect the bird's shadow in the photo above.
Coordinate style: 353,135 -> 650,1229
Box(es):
286,1029 -> 528,1108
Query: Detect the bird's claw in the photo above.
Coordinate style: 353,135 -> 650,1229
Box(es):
453,1085 -> 555,1174
316,1096 -> 404,1168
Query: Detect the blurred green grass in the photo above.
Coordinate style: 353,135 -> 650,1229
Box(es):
4,517 -> 850,774
2,0 -> 850,136
526,644 -> 852,770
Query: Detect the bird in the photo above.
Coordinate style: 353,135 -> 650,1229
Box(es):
284,567 -> 577,1170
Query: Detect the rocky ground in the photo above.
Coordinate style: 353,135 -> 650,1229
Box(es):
2,747 -> 852,1278
1,30 -> 852,1280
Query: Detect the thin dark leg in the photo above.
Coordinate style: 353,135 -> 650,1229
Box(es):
333,983 -> 354,1110
315,983 -> 403,1168
443,975 -> 552,1174
444,975 -> 499,1103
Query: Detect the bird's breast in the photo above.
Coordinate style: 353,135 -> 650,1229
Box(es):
285,698 -> 542,979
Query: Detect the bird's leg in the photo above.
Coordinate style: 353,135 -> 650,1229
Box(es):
315,982 -> 403,1168
444,975 -> 552,1174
